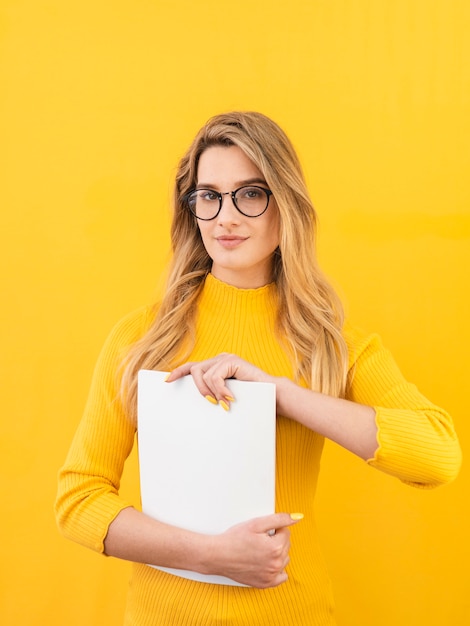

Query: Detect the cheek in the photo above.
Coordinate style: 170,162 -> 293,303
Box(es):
197,224 -> 213,251
267,214 -> 281,249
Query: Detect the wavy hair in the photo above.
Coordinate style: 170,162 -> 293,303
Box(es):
121,111 -> 349,422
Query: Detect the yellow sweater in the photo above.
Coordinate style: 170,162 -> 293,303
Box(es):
56,274 -> 461,625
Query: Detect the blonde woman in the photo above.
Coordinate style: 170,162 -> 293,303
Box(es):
56,111 -> 461,625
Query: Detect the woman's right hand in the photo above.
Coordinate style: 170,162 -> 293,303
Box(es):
207,512 -> 303,588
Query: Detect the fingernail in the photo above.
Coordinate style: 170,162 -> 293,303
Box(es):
290,513 -> 304,520
205,395 -> 218,405
219,400 -> 230,411
163,373 -> 171,382
225,396 -> 235,402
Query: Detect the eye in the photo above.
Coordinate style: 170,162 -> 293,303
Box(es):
199,190 -> 219,201
241,187 -> 263,199
237,186 -> 268,201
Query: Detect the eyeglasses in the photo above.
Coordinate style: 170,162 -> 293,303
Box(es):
185,185 -> 273,221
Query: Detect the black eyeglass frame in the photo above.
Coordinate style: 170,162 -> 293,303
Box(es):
184,185 -> 273,221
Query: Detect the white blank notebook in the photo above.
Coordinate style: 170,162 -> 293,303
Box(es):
137,370 -> 276,585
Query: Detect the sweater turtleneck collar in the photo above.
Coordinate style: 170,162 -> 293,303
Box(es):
201,273 -> 278,315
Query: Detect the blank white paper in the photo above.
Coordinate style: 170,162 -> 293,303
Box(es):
137,369 -> 276,585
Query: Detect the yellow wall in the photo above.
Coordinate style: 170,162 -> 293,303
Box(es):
1,1 -> 468,624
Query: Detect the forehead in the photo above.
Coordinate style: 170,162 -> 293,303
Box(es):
197,145 -> 264,187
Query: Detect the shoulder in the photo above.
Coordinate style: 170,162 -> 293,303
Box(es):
100,304 -> 157,354
89,304 -> 158,385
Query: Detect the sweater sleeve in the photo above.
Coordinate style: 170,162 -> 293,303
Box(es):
344,324 -> 462,489
55,307 -> 153,553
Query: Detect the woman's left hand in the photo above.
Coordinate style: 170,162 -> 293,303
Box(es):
165,354 -> 275,409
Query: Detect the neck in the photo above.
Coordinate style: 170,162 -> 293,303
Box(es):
210,265 -> 273,290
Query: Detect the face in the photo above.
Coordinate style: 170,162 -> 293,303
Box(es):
195,145 -> 280,289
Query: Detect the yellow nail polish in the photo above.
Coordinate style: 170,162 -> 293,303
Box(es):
219,400 -> 230,411
225,396 -> 235,402
163,373 -> 171,382
290,512 -> 304,520
205,395 -> 218,405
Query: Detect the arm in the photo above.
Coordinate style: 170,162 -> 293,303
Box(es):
166,355 -> 377,460
103,508 -> 301,588
344,327 -> 462,487
276,378 -> 378,460
55,309 -> 301,588
166,328 -> 462,488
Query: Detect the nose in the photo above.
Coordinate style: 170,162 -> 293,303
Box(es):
217,192 -> 240,223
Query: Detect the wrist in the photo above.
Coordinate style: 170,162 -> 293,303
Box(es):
275,376 -> 297,416
193,532 -> 222,576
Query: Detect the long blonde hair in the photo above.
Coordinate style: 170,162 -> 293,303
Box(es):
122,111 -> 348,422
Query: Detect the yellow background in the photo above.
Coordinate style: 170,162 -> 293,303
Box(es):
1,1 -> 469,624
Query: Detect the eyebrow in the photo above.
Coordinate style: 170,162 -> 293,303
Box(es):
196,177 -> 268,189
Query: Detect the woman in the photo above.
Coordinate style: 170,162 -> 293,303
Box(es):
56,111 -> 461,625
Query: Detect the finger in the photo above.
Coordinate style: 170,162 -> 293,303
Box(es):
201,370 -> 235,406
190,365 -> 224,402
165,362 -> 198,382
166,357 -> 221,384
249,512 -> 304,535
273,565 -> 290,587
200,356 -> 237,386
165,355 -> 230,386
166,360 -> 234,408
272,571 -> 289,587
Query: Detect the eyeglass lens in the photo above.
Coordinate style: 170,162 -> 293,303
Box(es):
187,186 -> 270,220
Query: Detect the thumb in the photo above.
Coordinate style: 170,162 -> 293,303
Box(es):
249,512 -> 304,534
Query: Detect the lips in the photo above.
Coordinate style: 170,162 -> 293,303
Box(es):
216,235 -> 248,248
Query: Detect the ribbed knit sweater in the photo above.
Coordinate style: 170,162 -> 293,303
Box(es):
56,274 -> 461,625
